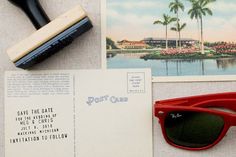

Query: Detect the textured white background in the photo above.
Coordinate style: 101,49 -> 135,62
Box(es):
0,0 -> 236,157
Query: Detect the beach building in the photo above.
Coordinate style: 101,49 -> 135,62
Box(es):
143,37 -> 197,48
117,40 -> 149,49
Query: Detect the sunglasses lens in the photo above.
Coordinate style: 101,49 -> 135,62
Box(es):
164,111 -> 225,148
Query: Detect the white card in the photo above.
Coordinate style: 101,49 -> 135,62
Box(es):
5,69 -> 152,157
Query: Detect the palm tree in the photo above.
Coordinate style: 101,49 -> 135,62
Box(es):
169,0 -> 185,48
154,14 -> 177,50
187,0 -> 200,45
171,22 -> 187,49
188,0 -> 216,54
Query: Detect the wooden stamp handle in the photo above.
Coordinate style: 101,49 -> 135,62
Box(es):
8,0 -> 50,29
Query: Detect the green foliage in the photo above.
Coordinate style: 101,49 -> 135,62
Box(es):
154,14 -> 177,26
169,0 -> 185,14
106,37 -> 118,49
141,52 -> 236,60
188,0 -> 215,19
171,23 -> 187,32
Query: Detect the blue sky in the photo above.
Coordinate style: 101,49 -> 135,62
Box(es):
107,0 -> 236,42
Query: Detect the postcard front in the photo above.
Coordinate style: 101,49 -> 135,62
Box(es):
102,0 -> 236,82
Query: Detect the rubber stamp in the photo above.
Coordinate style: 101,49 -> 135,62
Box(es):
7,0 -> 93,69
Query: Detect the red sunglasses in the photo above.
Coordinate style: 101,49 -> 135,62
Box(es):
154,92 -> 236,151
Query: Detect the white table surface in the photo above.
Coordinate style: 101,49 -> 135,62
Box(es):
1,0 -> 236,157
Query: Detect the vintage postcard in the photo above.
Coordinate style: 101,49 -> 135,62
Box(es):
5,69 -> 152,157
101,0 -> 236,82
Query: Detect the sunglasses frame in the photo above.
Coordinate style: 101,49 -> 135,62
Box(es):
154,92 -> 236,151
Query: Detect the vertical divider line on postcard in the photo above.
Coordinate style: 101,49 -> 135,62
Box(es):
73,74 -> 76,157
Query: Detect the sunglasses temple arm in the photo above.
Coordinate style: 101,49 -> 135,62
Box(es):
193,99 -> 236,111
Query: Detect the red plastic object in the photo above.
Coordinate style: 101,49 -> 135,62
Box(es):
154,92 -> 236,151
